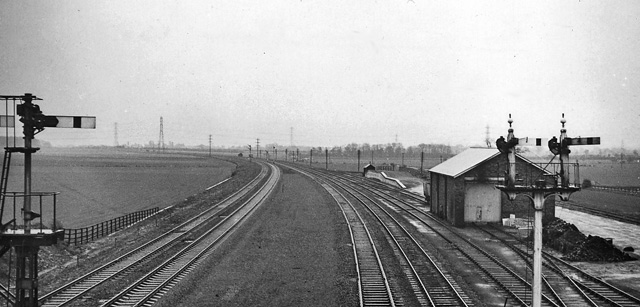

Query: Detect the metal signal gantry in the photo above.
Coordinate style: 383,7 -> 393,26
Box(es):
495,114 -> 600,307
0,93 -> 95,307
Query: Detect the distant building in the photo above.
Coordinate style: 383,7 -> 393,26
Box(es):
429,148 -> 555,227
363,163 -> 376,176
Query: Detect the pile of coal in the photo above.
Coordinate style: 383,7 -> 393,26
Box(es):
542,218 -> 585,253
542,218 -> 635,262
563,235 -> 635,262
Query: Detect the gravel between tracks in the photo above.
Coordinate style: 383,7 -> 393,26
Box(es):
156,167 -> 358,307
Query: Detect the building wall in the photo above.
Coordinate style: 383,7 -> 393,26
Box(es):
452,177 -> 466,226
463,183 -> 501,222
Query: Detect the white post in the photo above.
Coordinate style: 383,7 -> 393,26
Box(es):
532,191 -> 544,307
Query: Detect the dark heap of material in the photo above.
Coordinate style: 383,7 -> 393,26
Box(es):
542,218 -> 635,262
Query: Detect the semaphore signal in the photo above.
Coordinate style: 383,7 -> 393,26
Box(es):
495,113 -> 600,307
0,93 -> 95,307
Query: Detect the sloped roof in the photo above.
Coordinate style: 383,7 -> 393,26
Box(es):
428,148 -> 500,178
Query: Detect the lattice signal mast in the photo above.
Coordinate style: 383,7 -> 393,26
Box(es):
495,114 -> 599,307
0,93 -> 95,307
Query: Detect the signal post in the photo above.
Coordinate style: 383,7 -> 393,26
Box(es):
496,114 -> 599,307
0,93 -> 95,307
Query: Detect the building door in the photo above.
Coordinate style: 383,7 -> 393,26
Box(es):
464,183 -> 501,222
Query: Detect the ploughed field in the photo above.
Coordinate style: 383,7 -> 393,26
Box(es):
3,147 -> 236,228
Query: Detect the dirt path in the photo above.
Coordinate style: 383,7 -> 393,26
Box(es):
157,167 -> 358,307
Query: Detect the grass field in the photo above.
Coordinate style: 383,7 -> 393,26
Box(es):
578,161 -> 640,186
284,156 -> 442,174
296,154 -> 640,188
3,148 -> 237,228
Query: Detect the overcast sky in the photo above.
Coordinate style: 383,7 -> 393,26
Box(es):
1,1 -> 638,149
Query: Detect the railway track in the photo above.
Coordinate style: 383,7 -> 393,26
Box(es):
282,163 -> 472,306
338,172 -> 563,306
283,163 -> 587,305
40,162 -> 274,307
287,166 -> 397,307
477,224 -> 640,307
341,166 -> 640,306
100,162 -> 281,306
338,179 -> 473,306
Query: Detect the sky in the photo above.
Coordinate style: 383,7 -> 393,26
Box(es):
1,0 -> 639,149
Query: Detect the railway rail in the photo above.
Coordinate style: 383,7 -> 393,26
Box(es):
282,162 -> 640,306
332,169 -> 553,306
352,170 -> 640,306
100,162 -> 280,306
281,163 -> 472,306
476,224 -> 640,307
286,166 -> 397,307
39,162 -> 274,307
338,177 -> 472,306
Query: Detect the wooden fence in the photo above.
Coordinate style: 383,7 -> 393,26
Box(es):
64,207 -> 159,245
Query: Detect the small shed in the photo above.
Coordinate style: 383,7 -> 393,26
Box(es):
429,148 -> 555,227
363,164 -> 376,176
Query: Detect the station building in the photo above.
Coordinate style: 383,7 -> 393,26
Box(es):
429,148 -> 555,227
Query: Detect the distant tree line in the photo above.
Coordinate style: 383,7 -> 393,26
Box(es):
259,142 -> 458,159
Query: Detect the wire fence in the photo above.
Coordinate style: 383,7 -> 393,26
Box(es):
589,185 -> 640,197
63,207 -> 159,245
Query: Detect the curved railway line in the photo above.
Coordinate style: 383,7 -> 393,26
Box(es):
281,163 -> 472,306
280,162 -> 640,307
39,161 -> 278,307
100,162 -> 280,307
288,166 -> 397,306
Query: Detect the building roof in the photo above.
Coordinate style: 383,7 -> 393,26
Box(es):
428,148 -> 500,178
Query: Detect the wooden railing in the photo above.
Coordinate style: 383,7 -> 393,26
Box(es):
63,207 -> 159,245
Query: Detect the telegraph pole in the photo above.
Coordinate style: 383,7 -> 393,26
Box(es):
325,148 -> 328,170
310,148 -> 313,167
114,122 -> 119,147
420,150 -> 424,176
158,117 -> 165,153
208,134 -> 212,157
357,149 -> 361,172
256,138 -> 260,159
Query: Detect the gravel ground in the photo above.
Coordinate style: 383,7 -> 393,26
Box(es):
157,167 -> 358,307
